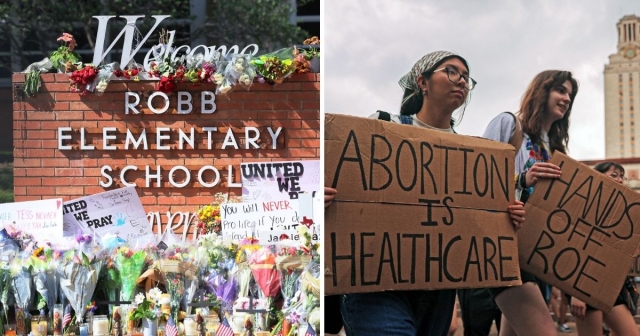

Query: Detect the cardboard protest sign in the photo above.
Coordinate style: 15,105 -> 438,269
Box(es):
324,113 -> 521,295
63,187 -> 153,241
241,160 -> 320,201
0,199 -> 63,241
518,152 -> 640,312
221,198 -> 319,243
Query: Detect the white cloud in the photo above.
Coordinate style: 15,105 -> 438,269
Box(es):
324,0 -> 640,160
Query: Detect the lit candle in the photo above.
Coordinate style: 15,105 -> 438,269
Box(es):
29,318 -> 47,336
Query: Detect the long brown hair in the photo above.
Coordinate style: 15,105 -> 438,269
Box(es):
516,70 -> 578,154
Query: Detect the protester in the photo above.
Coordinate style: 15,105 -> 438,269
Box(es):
324,50 -> 526,336
483,70 -> 579,336
568,162 -> 640,336
457,288 -> 502,336
549,286 -> 571,332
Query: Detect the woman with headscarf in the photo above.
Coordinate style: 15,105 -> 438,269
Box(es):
324,50 -> 526,336
483,70 -> 579,336
568,162 -> 640,336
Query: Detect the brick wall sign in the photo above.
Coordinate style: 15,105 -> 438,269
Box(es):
12,73 -> 320,240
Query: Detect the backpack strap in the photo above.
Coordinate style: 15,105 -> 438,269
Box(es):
507,112 -> 524,151
397,114 -> 413,125
376,110 -> 391,121
376,110 -> 414,125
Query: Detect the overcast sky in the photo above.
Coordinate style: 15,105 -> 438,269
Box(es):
324,0 -> 640,160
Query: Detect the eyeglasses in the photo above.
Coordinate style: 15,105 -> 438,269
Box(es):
433,67 -> 477,90
609,173 -> 628,181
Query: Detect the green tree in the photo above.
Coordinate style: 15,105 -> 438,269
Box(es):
198,0 -> 313,52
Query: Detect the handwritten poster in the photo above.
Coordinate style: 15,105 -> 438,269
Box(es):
241,160 -> 320,201
221,199 -> 306,242
63,187 -> 153,241
257,193 -> 320,244
0,198 -> 63,241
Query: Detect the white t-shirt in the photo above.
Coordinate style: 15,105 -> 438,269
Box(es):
368,112 -> 454,133
482,112 -> 550,175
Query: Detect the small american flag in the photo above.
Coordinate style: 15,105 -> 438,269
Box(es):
62,304 -> 72,330
165,315 -> 178,336
216,317 -> 234,336
304,324 -> 317,336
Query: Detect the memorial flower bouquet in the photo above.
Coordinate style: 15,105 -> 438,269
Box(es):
10,260 -> 33,334
302,37 -> 320,59
275,242 -> 311,309
249,247 -> 281,330
251,48 -> 296,85
69,64 -> 98,95
196,193 -> 242,235
158,243 -> 197,321
129,288 -> 167,322
57,250 -> 103,323
114,247 -> 147,302
148,57 -> 183,93
196,204 -> 222,235
27,246 -> 60,324
50,33 -> 81,72
226,54 -> 257,90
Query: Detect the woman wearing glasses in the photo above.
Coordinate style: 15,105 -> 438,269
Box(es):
483,70 -> 578,336
569,161 -> 640,336
324,50 -> 526,336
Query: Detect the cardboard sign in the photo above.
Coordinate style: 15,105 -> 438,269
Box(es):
221,199 -> 305,242
324,113 -> 521,295
241,160 -> 320,201
518,152 -> 640,312
0,199 -> 63,241
63,187 -> 153,241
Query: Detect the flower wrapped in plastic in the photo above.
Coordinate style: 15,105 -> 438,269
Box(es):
248,247 -> 281,330
206,272 -> 237,314
275,241 -> 311,309
216,76 -> 235,95
27,246 -> 60,325
114,247 -> 147,302
91,62 -> 120,96
0,229 -> 19,320
57,250 -> 103,323
10,259 -> 34,335
250,48 -> 297,85
157,229 -> 197,321
226,54 -> 256,90
213,57 -> 230,90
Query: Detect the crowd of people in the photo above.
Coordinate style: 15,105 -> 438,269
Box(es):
323,50 -> 640,336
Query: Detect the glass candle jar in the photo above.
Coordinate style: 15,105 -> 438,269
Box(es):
92,315 -> 109,336
53,304 -> 63,336
204,315 -> 220,335
29,316 -> 47,336
183,315 -> 197,336
4,324 -> 16,336
79,323 -> 89,336
14,308 -> 26,336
